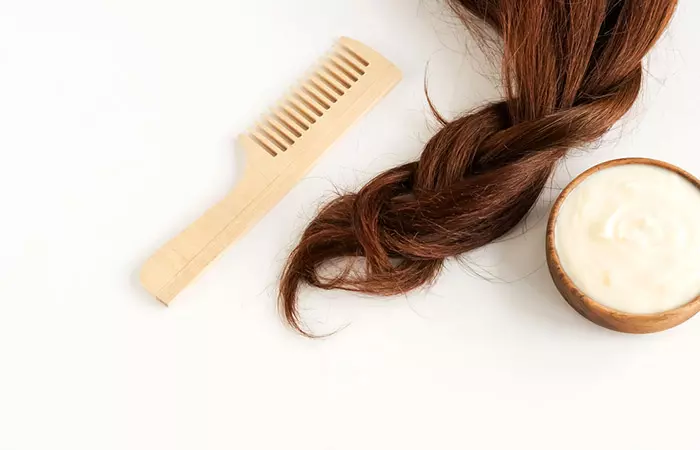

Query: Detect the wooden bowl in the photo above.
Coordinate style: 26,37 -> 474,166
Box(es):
546,158 -> 700,333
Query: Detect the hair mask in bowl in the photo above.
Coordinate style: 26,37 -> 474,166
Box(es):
547,158 -> 700,333
556,163 -> 700,314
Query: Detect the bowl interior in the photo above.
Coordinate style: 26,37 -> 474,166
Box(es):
546,157 -> 700,320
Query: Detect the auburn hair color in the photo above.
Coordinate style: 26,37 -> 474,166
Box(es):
280,0 -> 678,336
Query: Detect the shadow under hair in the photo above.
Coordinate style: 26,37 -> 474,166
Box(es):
280,0 -> 678,337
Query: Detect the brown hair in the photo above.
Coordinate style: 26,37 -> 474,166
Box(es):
280,0 -> 678,336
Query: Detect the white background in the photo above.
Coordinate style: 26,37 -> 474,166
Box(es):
1,1 -> 698,449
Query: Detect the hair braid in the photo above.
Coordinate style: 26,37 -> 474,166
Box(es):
280,0 -> 678,336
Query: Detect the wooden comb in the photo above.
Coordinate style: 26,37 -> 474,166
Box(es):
140,37 -> 402,305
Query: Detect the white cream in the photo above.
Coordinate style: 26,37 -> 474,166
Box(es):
555,164 -> 700,314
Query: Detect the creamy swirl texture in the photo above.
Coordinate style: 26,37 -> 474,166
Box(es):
555,164 -> 700,314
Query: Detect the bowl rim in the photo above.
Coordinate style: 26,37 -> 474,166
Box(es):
546,157 -> 700,320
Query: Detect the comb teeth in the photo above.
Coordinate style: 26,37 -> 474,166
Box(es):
246,39 -> 374,157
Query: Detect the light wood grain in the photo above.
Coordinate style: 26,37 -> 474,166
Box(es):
546,158 -> 700,333
140,37 -> 402,304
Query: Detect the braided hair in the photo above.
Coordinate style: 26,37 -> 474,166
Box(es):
280,0 -> 678,336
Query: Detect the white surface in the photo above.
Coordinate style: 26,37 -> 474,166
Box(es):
0,1 -> 698,449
